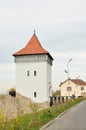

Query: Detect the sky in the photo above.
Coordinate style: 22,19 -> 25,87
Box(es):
0,0 -> 86,91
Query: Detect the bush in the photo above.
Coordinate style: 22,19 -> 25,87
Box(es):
9,88 -> 16,97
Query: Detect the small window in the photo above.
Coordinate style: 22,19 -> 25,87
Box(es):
34,92 -> 37,97
67,87 -> 72,91
34,71 -> 36,76
81,87 -> 84,90
27,71 -> 30,76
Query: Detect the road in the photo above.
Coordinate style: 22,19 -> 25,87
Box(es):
40,100 -> 86,130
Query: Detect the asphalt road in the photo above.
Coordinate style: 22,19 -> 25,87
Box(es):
40,100 -> 86,130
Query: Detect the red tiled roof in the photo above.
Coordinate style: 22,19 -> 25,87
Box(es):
60,79 -> 86,86
71,79 -> 86,85
13,33 -> 53,60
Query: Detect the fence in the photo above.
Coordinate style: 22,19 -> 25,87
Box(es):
49,95 -> 76,107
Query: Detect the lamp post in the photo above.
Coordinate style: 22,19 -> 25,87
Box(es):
64,58 -> 72,97
64,58 -> 72,79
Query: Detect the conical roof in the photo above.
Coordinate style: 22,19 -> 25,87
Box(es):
13,33 -> 53,60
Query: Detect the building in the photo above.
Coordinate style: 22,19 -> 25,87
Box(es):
13,32 -> 53,102
60,79 -> 86,97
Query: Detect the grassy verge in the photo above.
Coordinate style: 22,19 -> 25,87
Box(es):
0,97 -> 86,130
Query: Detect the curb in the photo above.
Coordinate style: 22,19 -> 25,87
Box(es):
40,100 -> 86,130
40,101 -> 84,130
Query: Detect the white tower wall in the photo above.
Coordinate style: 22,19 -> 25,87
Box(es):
15,55 -> 52,102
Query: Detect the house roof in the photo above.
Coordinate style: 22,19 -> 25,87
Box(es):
60,79 -> 86,86
71,79 -> 86,85
13,33 -> 53,60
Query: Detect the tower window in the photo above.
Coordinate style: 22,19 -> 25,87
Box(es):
34,92 -> 37,97
27,71 -> 30,76
34,71 -> 36,76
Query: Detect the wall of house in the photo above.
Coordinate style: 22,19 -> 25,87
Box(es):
61,80 -> 86,97
80,85 -> 86,96
15,55 -> 52,102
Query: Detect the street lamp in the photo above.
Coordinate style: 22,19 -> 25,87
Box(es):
64,58 -> 72,97
64,58 -> 72,79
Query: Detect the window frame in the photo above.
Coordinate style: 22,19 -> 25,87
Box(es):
67,87 -> 72,91
81,87 -> 84,90
27,71 -> 30,76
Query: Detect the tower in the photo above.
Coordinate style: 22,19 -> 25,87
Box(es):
13,32 -> 53,102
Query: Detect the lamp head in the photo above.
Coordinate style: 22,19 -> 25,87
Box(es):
69,58 -> 72,62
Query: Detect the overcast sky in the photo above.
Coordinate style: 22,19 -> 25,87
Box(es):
0,0 -> 86,91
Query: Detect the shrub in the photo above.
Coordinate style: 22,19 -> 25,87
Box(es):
9,88 -> 16,97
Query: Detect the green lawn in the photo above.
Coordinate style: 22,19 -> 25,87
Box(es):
0,97 -> 86,130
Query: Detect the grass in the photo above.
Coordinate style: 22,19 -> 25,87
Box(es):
0,97 -> 86,130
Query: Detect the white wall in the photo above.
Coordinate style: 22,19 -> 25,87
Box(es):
16,60 -> 52,102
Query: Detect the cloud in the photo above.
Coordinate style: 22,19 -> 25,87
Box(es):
52,50 -> 86,89
0,63 -> 15,80
0,63 -> 15,91
0,0 -> 86,90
